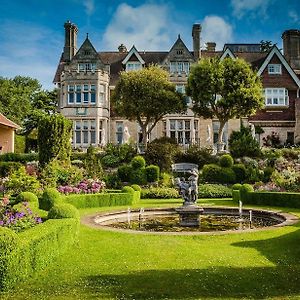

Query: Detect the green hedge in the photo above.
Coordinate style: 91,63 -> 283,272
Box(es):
141,187 -> 180,199
63,191 -> 140,208
0,218 -> 79,290
243,191 -> 300,208
232,190 -> 241,203
0,153 -> 38,163
0,161 -> 23,177
198,184 -> 232,198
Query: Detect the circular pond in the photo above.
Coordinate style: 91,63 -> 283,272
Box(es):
83,207 -> 299,235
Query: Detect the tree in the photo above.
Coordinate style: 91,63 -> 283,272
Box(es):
111,66 -> 186,146
0,76 -> 41,125
38,114 -> 72,167
187,57 -> 264,151
260,40 -> 275,52
23,89 -> 58,135
228,124 -> 261,158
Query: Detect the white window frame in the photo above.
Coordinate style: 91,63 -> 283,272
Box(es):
126,62 -> 142,72
169,62 -> 190,74
67,84 -> 97,105
268,64 -> 282,74
73,119 -> 97,145
78,63 -> 96,72
264,88 -> 289,106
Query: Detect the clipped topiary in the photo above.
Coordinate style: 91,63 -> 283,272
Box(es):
240,183 -> 254,202
145,165 -> 160,182
15,192 -> 38,205
232,164 -> 246,183
202,164 -> 222,183
232,183 -> 243,191
48,203 -> 79,219
117,164 -> 132,182
122,186 -> 135,193
129,168 -> 147,185
39,188 -> 62,211
131,184 -> 142,192
131,155 -> 146,169
219,154 -> 234,168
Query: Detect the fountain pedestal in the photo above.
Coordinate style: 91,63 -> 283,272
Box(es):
176,205 -> 204,227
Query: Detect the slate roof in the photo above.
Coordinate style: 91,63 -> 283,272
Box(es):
0,113 -> 21,129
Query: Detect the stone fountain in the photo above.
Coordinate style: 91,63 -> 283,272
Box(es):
172,163 -> 204,227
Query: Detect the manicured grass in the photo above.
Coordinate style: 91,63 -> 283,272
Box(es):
1,198 -> 300,299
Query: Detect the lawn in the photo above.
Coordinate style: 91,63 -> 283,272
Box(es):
1,198 -> 300,300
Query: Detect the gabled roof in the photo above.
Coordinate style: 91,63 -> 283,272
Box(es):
220,48 -> 236,60
72,36 -> 103,62
0,113 -> 21,129
257,45 -> 300,87
122,46 -> 145,64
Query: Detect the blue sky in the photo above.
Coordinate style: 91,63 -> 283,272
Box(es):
0,0 -> 300,89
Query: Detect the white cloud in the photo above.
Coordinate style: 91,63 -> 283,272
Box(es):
0,21 -> 63,89
289,10 -> 299,23
102,3 -> 184,51
231,0 -> 271,19
83,0 -> 95,16
201,16 -> 233,50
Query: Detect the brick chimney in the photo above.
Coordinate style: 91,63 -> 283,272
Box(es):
282,29 -> 300,69
206,42 -> 216,52
118,44 -> 127,53
63,21 -> 78,61
192,23 -> 201,61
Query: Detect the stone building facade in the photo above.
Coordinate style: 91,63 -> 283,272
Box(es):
54,21 -> 300,149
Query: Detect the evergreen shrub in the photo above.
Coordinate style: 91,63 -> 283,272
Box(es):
219,154 -> 234,168
145,165 -> 160,182
48,204 -> 80,220
198,184 -> 232,198
39,188 -> 62,211
131,155 -> 146,169
232,164 -> 247,182
0,162 -> 22,177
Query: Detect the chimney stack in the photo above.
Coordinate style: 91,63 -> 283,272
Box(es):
192,23 -> 201,61
206,42 -> 216,52
63,21 -> 78,61
118,44 -> 127,53
282,29 -> 300,69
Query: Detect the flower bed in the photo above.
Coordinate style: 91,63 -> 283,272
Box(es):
58,179 -> 106,194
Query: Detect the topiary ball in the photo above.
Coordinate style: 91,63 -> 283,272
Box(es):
16,192 -> 39,205
48,203 -> 79,219
232,183 -> 243,191
122,186 -> 135,193
131,155 -> 146,169
219,154 -> 234,168
131,184 -> 142,192
39,188 -> 62,211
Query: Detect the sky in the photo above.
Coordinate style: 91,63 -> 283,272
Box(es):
0,0 -> 300,90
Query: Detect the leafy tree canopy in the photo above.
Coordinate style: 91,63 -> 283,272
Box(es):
0,76 -> 58,133
260,40 -> 276,52
187,57 -> 264,149
111,65 -> 187,145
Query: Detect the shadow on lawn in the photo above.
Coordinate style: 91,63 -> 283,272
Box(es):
86,265 -> 300,299
85,224 -> 300,299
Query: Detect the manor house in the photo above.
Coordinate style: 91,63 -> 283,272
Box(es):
54,21 -> 300,149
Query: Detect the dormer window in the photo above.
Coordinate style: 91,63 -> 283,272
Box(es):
126,62 -> 142,71
268,64 -> 281,74
78,63 -> 96,72
176,49 -> 183,55
84,50 -> 91,55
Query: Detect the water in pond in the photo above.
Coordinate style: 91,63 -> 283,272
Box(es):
109,214 -> 281,232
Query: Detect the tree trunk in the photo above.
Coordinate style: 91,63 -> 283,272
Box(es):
141,125 -> 148,150
217,120 -> 226,152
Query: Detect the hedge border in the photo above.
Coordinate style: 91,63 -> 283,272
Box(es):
234,189 -> 300,208
0,218 -> 79,290
63,191 -> 140,208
